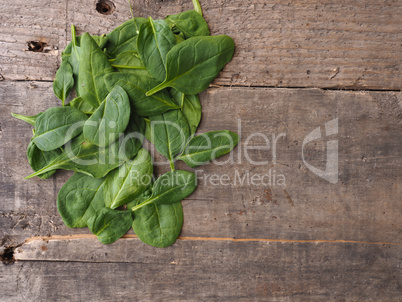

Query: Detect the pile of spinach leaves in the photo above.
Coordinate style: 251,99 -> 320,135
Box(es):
12,1 -> 238,247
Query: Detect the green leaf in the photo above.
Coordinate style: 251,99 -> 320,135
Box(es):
104,72 -> 179,116
144,118 -> 153,143
103,148 -> 153,209
165,10 -> 209,39
79,33 -> 114,107
177,130 -> 239,168
11,112 -> 42,126
131,170 -> 197,212
63,26 -> 81,95
170,88 -> 201,136
62,31 -> 109,62
62,28 -> 109,97
149,110 -> 190,165
117,114 -> 145,162
57,173 -> 105,228
58,174 -> 133,244
53,60 -> 74,106
130,196 -> 183,248
33,106 -> 88,151
137,18 -> 176,82
25,120 -> 142,179
27,140 -> 62,179
87,207 -> 133,244
68,96 -> 97,115
83,85 -> 130,147
57,148 -> 150,228
146,35 -> 235,96
91,34 -> 109,49
174,34 -> 185,44
106,18 -> 147,57
110,51 -> 145,70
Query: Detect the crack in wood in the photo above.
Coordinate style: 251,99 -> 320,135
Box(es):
22,234 -> 402,246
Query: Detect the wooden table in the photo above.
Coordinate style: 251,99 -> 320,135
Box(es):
1,0 -> 400,300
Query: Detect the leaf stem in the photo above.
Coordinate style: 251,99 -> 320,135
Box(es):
169,160 -> 175,172
24,165 -> 57,179
110,65 -> 146,70
131,197 -> 155,212
11,113 -> 36,126
192,0 -> 203,16
128,1 -> 141,34
146,83 -> 168,96
71,25 -> 77,46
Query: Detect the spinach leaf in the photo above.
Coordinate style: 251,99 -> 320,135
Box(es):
87,207 -> 133,244
174,34 -> 185,44
91,35 -> 109,49
68,96 -> 97,115
57,173 -> 105,228
63,25 -> 81,95
131,170 -> 197,212
146,35 -> 235,96
83,85 -> 130,147
117,114 -> 145,161
57,148 -> 150,228
170,88 -> 201,136
62,30 -> 109,62
144,118 -> 153,143
137,18 -> 176,82
11,112 -> 42,126
19,4 -> 239,247
129,194 -> 184,248
27,140 -> 62,179
58,174 -> 133,244
33,106 -> 88,151
62,27 -> 109,97
149,110 -> 190,168
177,130 -> 239,168
165,10 -> 209,39
79,33 -> 114,107
103,148 -> 153,209
25,119 -> 142,179
106,18 -> 147,57
109,51 -> 145,71
53,60 -> 74,106
104,72 -> 179,116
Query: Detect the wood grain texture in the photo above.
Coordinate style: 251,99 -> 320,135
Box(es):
1,0 -> 401,299
0,0 -> 400,89
1,85 -> 401,300
1,82 -> 400,246
1,239 -> 400,301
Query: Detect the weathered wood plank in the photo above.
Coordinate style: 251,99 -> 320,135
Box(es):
0,0 -> 66,81
0,0 -> 400,89
1,82 -> 400,248
1,239 -> 400,301
14,235 -> 402,262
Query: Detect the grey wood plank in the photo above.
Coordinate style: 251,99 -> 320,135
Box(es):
1,81 -> 400,248
14,234 -> 402,262
1,239 -> 401,301
0,0 -> 400,89
0,0 -> 66,81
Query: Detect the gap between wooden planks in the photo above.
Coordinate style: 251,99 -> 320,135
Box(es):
23,234 -> 402,246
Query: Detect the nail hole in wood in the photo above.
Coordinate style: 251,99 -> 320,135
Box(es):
96,0 -> 115,15
27,41 -> 47,52
0,246 -> 15,265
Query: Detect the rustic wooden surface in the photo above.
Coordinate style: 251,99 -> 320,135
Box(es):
0,0 -> 401,89
0,0 -> 401,301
